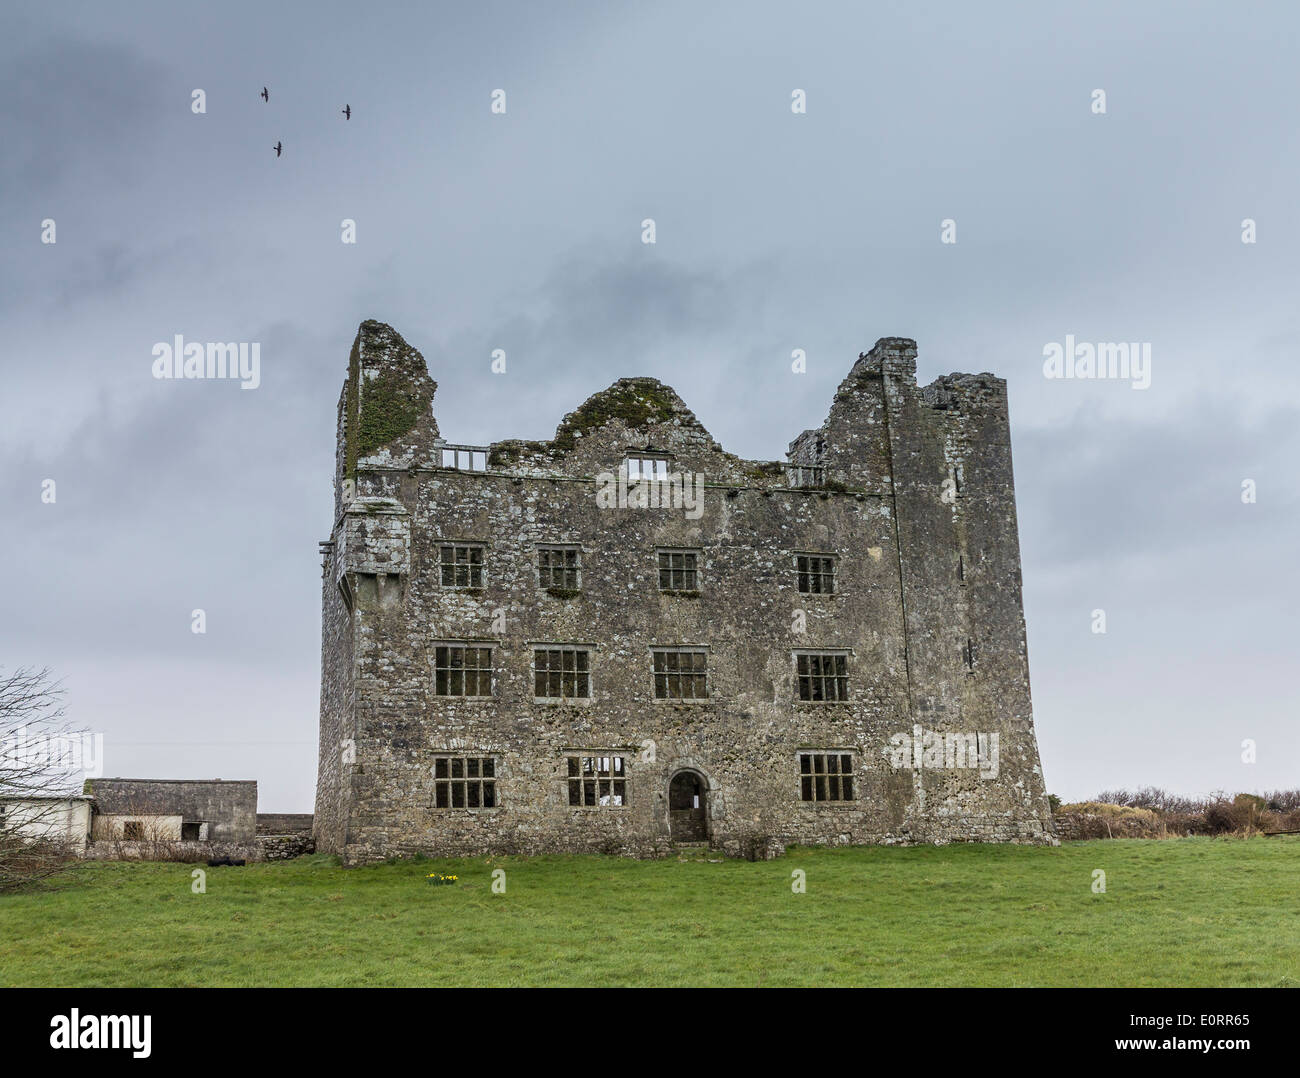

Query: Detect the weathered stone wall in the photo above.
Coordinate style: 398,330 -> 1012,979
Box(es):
314,540 -> 353,855
257,833 -> 316,860
313,356 -> 365,857
257,813 -> 314,834
314,322 -> 1055,864
877,344 -> 1055,837
82,840 -> 262,863
83,836 -> 316,862
256,814 -> 315,859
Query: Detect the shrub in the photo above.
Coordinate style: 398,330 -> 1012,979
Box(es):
1076,789 -> 1300,838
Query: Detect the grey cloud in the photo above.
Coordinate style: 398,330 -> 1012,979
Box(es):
4,1 -> 1298,809
1017,400 -> 1299,572
0,31 -> 168,193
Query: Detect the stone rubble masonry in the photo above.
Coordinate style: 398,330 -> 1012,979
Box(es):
256,813 -> 316,860
80,837 -> 315,863
258,833 -> 316,861
314,320 -> 1057,865
81,840 -> 263,863
256,813 -> 314,834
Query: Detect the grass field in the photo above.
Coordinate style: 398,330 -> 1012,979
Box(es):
1,838 -> 1297,987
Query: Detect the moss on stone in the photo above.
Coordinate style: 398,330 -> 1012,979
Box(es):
553,380 -> 679,450
355,368 -> 433,461
344,337 -> 361,480
343,322 -> 437,481
490,439 -> 550,466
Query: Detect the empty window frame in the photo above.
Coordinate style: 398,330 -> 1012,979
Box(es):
434,755 -> 497,808
434,644 -> 495,697
657,549 -> 699,592
440,446 -> 488,472
439,543 -> 484,588
122,821 -> 144,840
534,647 -> 591,700
799,753 -> 855,802
795,651 -> 849,702
566,755 -> 628,807
652,648 -> 708,699
787,465 -> 824,488
625,455 -> 671,481
796,553 -> 836,594
537,545 -> 581,590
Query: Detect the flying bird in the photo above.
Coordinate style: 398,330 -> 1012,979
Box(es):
342,104 -> 351,120
260,86 -> 269,102
273,141 -> 282,157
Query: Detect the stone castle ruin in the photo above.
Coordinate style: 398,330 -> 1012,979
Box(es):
314,321 -> 1055,863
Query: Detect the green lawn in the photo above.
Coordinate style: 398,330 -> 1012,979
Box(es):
1,838 -> 1297,986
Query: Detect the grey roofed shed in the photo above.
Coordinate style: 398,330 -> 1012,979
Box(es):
84,779 -> 257,842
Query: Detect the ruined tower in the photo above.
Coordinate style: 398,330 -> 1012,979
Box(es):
314,321 -> 1055,863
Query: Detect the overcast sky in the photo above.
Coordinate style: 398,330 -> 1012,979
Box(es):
3,2 -> 1296,810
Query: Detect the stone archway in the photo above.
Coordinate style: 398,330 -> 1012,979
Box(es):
668,770 -> 708,842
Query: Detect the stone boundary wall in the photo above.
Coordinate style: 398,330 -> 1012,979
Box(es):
258,833 -> 316,860
257,813 -> 314,834
81,835 -> 318,862
82,840 -> 263,863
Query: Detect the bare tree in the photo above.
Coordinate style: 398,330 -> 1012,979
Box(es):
0,667 -> 83,891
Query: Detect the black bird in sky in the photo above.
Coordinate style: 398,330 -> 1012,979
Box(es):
273,141 -> 282,158
342,104 -> 351,120
260,86 -> 269,102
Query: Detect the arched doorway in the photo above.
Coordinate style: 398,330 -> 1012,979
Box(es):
668,771 -> 707,842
